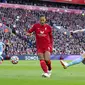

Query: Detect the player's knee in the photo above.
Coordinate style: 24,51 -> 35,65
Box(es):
45,58 -> 50,61
44,51 -> 50,61
44,56 -> 50,61
37,53 -> 44,60
38,57 -> 44,60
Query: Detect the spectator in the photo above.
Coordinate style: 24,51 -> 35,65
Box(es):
0,5 -> 85,55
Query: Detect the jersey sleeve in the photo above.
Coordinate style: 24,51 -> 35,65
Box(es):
27,24 -> 36,33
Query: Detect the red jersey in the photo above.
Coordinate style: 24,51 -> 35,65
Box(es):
28,23 -> 53,49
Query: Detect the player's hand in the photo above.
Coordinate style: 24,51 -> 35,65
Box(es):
26,33 -> 32,36
23,28 -> 32,36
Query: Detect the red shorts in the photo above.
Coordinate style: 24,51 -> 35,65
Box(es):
37,46 -> 52,54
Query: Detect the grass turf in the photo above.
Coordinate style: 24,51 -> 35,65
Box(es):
0,60 -> 85,85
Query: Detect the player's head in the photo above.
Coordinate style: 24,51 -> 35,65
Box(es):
40,15 -> 46,25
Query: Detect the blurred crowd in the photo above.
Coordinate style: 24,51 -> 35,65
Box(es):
0,6 -> 85,56
6,0 -> 85,10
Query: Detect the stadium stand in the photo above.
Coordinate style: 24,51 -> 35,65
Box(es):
0,1 -> 85,56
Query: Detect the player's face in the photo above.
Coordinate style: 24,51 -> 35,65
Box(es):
40,16 -> 46,25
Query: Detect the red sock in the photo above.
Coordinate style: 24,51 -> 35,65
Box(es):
45,60 -> 52,71
40,60 -> 48,73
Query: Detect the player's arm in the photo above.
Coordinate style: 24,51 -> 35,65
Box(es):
26,24 -> 36,36
49,26 -> 53,47
71,29 -> 85,33
11,24 -> 35,42
69,29 -> 85,37
12,24 -> 35,36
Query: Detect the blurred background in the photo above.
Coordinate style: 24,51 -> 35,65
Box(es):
0,0 -> 85,60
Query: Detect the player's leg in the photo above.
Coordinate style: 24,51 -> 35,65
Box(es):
38,52 -> 50,78
38,53 -> 48,73
44,51 -> 52,76
60,52 -> 85,69
60,56 -> 84,69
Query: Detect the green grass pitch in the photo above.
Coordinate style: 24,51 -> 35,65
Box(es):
0,60 -> 85,85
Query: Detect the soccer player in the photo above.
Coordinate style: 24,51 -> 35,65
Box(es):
60,29 -> 85,69
26,15 -> 53,78
0,37 -> 5,64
